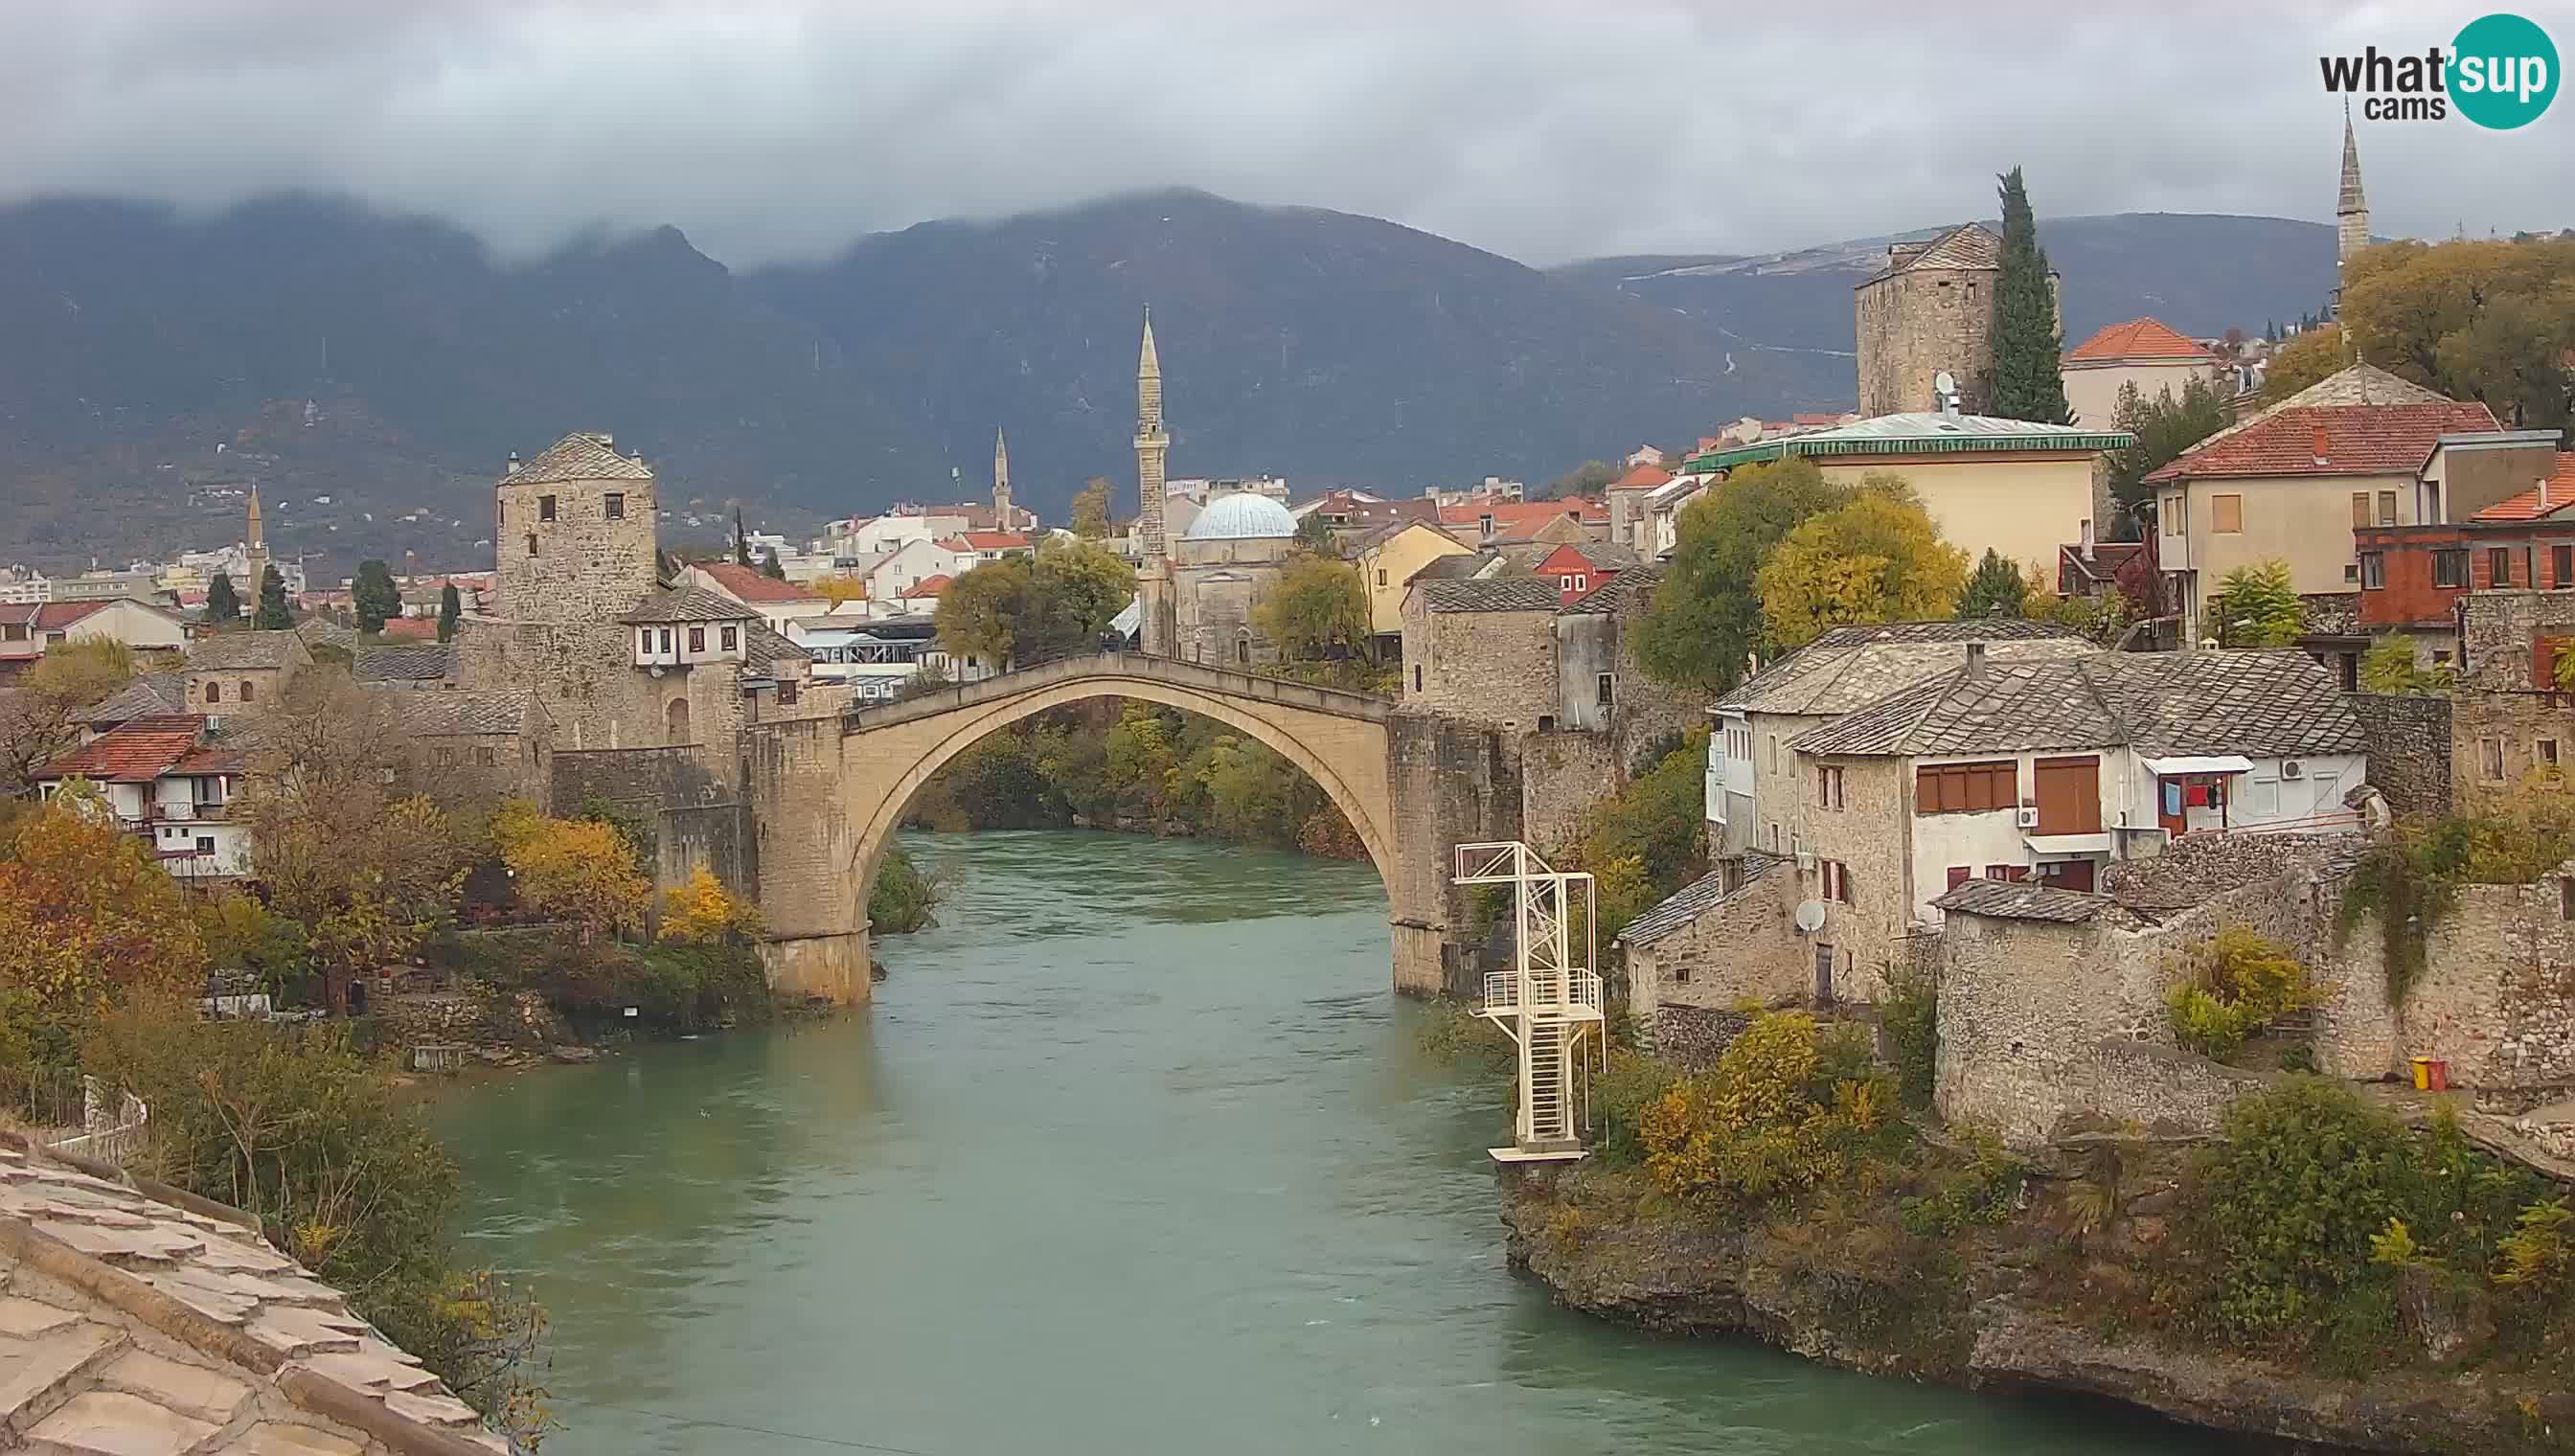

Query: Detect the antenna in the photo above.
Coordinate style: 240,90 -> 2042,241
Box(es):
1793,901 -> 1827,935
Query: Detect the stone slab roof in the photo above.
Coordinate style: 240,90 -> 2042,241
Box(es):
1561,563 -> 1662,616
620,586 -> 759,625
1862,223 -> 2001,284
353,644 -> 456,685
0,1135 -> 507,1454
186,632 -> 306,672
742,622 -> 809,671
1619,853 -> 1785,947
1716,621 -> 2093,717
1418,578 -> 1564,614
294,620 -> 357,653
507,431 -> 653,486
1930,877 -> 2110,922
397,691 -> 530,738
80,672 -> 187,726
1791,648 -> 2368,760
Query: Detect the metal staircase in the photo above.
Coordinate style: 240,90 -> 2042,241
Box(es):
1455,841 -> 1606,1162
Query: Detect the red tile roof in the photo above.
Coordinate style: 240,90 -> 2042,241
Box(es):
2144,402 -> 2499,483
1609,465 -> 1673,491
955,532 -> 1030,551
1436,498 -> 1607,532
696,561 -> 824,603
33,715 -> 208,783
376,616 -> 440,640
34,602 -> 112,631
904,575 -> 953,599
2067,317 -> 2218,364
171,746 -> 246,775
2470,453 -> 2575,522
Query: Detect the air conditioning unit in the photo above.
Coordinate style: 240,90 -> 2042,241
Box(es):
2016,807 -> 2040,829
2282,760 -> 2304,780
1794,850 -> 1817,873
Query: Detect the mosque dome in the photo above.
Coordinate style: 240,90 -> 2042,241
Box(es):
1181,491 -> 1298,541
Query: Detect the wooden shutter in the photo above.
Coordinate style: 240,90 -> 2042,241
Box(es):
2032,756 -> 2102,833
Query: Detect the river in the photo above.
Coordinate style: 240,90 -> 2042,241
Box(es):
435,830 -> 2204,1455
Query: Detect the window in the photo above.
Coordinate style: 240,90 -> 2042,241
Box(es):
2210,493 -> 2243,534
1768,736 -> 1781,774
2432,549 -> 2469,588
721,626 -> 739,650
526,534 -> 538,557
1377,569 -> 1387,587
2563,877 -> 2575,921
431,746 -> 456,766
539,494 -> 557,522
2344,563 -> 2359,583
2541,739 -> 2562,769
475,745 -> 497,766
689,626 -> 706,652
1413,665 -> 1423,692
2359,552 -> 2385,589
1820,859 -> 1853,904
638,629 -> 653,655
205,681 -> 220,705
1672,962 -> 1691,985
1769,823 -> 1781,852
604,491 -> 625,520
1945,866 -> 1971,891
2481,737 -> 2505,781
1559,576 -> 1575,592
2351,491 -> 2371,529
2377,490 -> 2398,526
779,680 -> 800,706
2556,544 -> 2573,587
2491,546 -> 2513,586
1236,637 -> 1250,666
2425,481 -> 2443,523
1573,575 -> 1588,593
238,680 -> 254,702
1595,672 -> 1615,708
1537,715 -> 1556,733
1817,764 -> 1845,809
195,836 -> 215,854
659,628 -> 673,653
1914,760 -> 2017,813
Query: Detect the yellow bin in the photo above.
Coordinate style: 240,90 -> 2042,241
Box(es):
2409,1057 -> 2433,1090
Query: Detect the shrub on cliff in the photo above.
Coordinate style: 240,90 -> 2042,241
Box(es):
869,846 -> 946,934
1637,1011 -> 1898,1214
2163,926 -> 2318,1061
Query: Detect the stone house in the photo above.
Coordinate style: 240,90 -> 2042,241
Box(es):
1350,519 -> 1471,650
353,642 -> 458,690
1684,411 -> 2131,581
2061,316 -> 2225,431
31,713 -> 251,879
2142,365 -> 2495,644
1399,577 -> 1562,729
1633,472 -> 1711,560
403,689 -> 554,808
686,560 -> 831,635
1708,618 -> 2095,859
2444,588 -> 2575,798
179,629 -> 311,722
1617,852 -> 1803,1060
2355,444 -> 2574,665
1549,566 -> 1694,748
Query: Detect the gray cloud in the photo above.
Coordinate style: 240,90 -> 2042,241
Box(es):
1,0 -> 2567,268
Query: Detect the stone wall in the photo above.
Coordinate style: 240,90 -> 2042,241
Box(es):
1856,266 -> 1997,418
456,616 -> 659,754
379,987 -> 561,1051
1799,755 -> 1915,1002
1387,711 -> 1522,996
1650,1003 -> 1755,1071
1628,864 -> 1806,1025
1401,595 -> 1558,731
2083,1037 -> 2273,1139
2319,877 -> 2575,1088
2459,589 -> 2575,689
1517,729 -> 1622,855
2348,692 -> 2452,815
2450,688 -> 2575,802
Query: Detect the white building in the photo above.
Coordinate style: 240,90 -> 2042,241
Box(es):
32,715 -> 252,879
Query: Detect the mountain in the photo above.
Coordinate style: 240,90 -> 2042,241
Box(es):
0,193 -> 2338,574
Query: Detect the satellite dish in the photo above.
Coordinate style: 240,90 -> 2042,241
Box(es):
1793,901 -> 1828,935
1933,370 -> 1957,396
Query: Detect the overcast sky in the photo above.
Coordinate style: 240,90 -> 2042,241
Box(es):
3,1 -> 2569,268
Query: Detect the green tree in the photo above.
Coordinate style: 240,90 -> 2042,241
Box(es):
205,570 -> 240,624
2341,237 -> 2575,416
1253,553 -> 1370,661
1989,167 -> 2072,424
761,546 -> 787,580
0,640 -> 138,795
1633,457 -> 1849,694
2435,292 -> 2573,430
353,558 -> 400,633
1293,510 -> 1337,552
1756,477 -> 1971,648
1542,460 -> 1622,499
437,582 -> 461,643
1069,477 -> 1114,538
2209,559 -> 2304,647
2360,636 -> 2451,695
933,539 -> 1135,668
252,564 -> 293,629
1955,548 -> 2030,620
933,557 -> 1030,666
2106,375 -> 2233,529
2262,324 -> 2347,402
733,508 -> 754,567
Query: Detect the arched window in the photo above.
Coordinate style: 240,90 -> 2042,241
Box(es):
239,679 -> 255,702
666,695 -> 693,745
1236,634 -> 1251,666
204,680 -> 221,704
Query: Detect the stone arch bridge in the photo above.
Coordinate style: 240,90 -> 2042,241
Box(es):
738,653 -> 1503,1004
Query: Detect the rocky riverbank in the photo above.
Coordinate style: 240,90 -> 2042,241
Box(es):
1497,1152 -> 2573,1456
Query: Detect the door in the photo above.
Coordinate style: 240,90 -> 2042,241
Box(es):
1813,943 -> 1834,1004
2032,756 -> 2102,833
2156,776 -> 2186,838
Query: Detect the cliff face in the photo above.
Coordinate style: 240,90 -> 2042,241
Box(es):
1497,1160 -> 2571,1456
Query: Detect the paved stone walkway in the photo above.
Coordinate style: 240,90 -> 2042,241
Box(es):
1,1138 -> 508,1455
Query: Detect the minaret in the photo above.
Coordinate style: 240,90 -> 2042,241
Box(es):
991,426 -> 1014,529
243,482 -> 270,603
2334,104 -> 2369,317
1133,308 -> 1175,654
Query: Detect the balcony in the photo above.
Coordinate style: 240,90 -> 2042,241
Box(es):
1481,969 -> 1605,1018
150,800 -> 232,824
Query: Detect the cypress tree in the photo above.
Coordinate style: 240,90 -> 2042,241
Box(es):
1988,167 -> 2072,424
205,571 -> 239,623
762,547 -> 787,580
253,565 -> 293,629
734,509 -> 754,568
353,558 -> 400,633
437,582 -> 462,642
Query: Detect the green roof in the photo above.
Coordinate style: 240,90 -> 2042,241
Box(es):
1685,412 -> 2134,473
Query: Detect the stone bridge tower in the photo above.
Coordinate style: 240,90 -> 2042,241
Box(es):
1133,309 -> 1177,653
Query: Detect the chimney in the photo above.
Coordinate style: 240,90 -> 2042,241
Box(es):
505,451 -> 519,477
2312,424 -> 2331,466
2079,518 -> 2095,561
2541,475 -> 2552,510
1965,642 -> 1987,677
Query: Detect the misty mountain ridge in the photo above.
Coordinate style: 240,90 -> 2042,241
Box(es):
0,189 -> 2339,573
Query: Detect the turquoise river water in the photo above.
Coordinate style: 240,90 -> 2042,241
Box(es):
433,830 -> 2213,1455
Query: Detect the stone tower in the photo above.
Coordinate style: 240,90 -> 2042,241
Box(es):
1133,309 -> 1176,654
242,482 -> 269,600
2335,106 -> 2369,317
493,432 -> 659,623
1853,223 -> 2007,417
991,426 -> 1013,527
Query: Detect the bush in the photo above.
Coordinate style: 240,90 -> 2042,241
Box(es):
1899,1130 -> 2025,1238
2165,927 -> 2316,1060
1413,996 -> 1510,1072
1880,961 -> 1939,1106
869,846 -> 946,935
1592,1049 -> 1682,1166
658,869 -> 763,944
1637,1011 -> 1899,1214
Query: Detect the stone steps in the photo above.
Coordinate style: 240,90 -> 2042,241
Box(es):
0,1315 -> 126,1446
